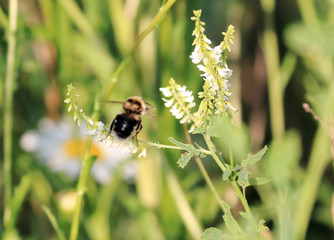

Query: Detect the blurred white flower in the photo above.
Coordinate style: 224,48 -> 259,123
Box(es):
20,117 -> 136,184
138,148 -> 147,158
55,190 -> 77,215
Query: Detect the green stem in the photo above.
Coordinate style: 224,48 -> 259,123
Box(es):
260,0 -> 284,140
231,181 -> 254,220
69,137 -> 94,240
102,0 -> 178,100
3,0 -> 18,227
138,139 -> 210,155
69,94 -> 102,240
127,0 -> 177,57
183,125 -> 225,211
203,134 -> 258,230
229,145 -> 234,168
296,0 -> 319,27
203,134 -> 226,171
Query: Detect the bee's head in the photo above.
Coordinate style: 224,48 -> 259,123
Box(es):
123,96 -> 146,115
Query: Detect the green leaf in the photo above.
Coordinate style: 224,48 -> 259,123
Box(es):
257,219 -> 269,233
248,177 -> 271,186
169,137 -> 206,168
169,137 -> 197,153
241,145 -> 268,167
237,168 -> 249,188
264,131 -> 301,187
284,23 -> 334,58
192,127 -> 206,134
222,168 -> 232,181
200,228 -> 224,240
177,152 -> 194,169
222,201 -> 243,236
206,115 -> 250,161
239,211 -> 249,220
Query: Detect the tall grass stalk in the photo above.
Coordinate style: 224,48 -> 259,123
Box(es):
69,137 -> 94,240
58,0 -> 98,40
260,0 -> 285,140
3,0 -> 18,226
293,127 -> 331,240
163,160 -> 203,239
296,0 -> 320,27
102,0 -> 178,100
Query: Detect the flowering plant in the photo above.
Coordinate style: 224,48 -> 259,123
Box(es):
161,10 -> 236,133
160,10 -> 269,239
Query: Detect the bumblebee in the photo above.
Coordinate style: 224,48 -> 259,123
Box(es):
104,96 -> 150,141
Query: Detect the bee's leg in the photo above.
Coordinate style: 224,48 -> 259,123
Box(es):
101,119 -> 115,142
134,121 -> 142,146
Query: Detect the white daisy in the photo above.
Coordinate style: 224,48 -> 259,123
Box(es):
20,117 -> 136,184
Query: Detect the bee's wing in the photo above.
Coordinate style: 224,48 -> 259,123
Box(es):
145,102 -> 154,111
144,102 -> 155,118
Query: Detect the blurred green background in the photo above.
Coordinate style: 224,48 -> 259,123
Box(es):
0,0 -> 333,239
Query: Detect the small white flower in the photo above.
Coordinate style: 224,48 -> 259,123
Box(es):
181,91 -> 193,100
159,87 -> 172,97
175,112 -> 184,119
212,45 -> 222,63
163,98 -> 174,107
81,121 -> 98,136
211,82 -> 219,93
177,85 -> 187,94
204,37 -> 212,44
185,95 -> 194,103
197,64 -> 206,72
138,148 -> 147,158
190,45 -> 204,64
180,115 -> 191,124
189,102 -> 196,108
170,106 -> 180,115
218,67 -> 233,79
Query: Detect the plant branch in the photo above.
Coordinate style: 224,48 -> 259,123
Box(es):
183,124 -> 225,211
203,134 -> 226,171
203,134 -> 259,231
138,139 -> 210,155
260,0 -> 285,140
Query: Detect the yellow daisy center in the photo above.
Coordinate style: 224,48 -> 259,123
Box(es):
63,139 -> 103,160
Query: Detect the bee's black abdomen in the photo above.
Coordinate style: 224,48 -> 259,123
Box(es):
113,114 -> 138,139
